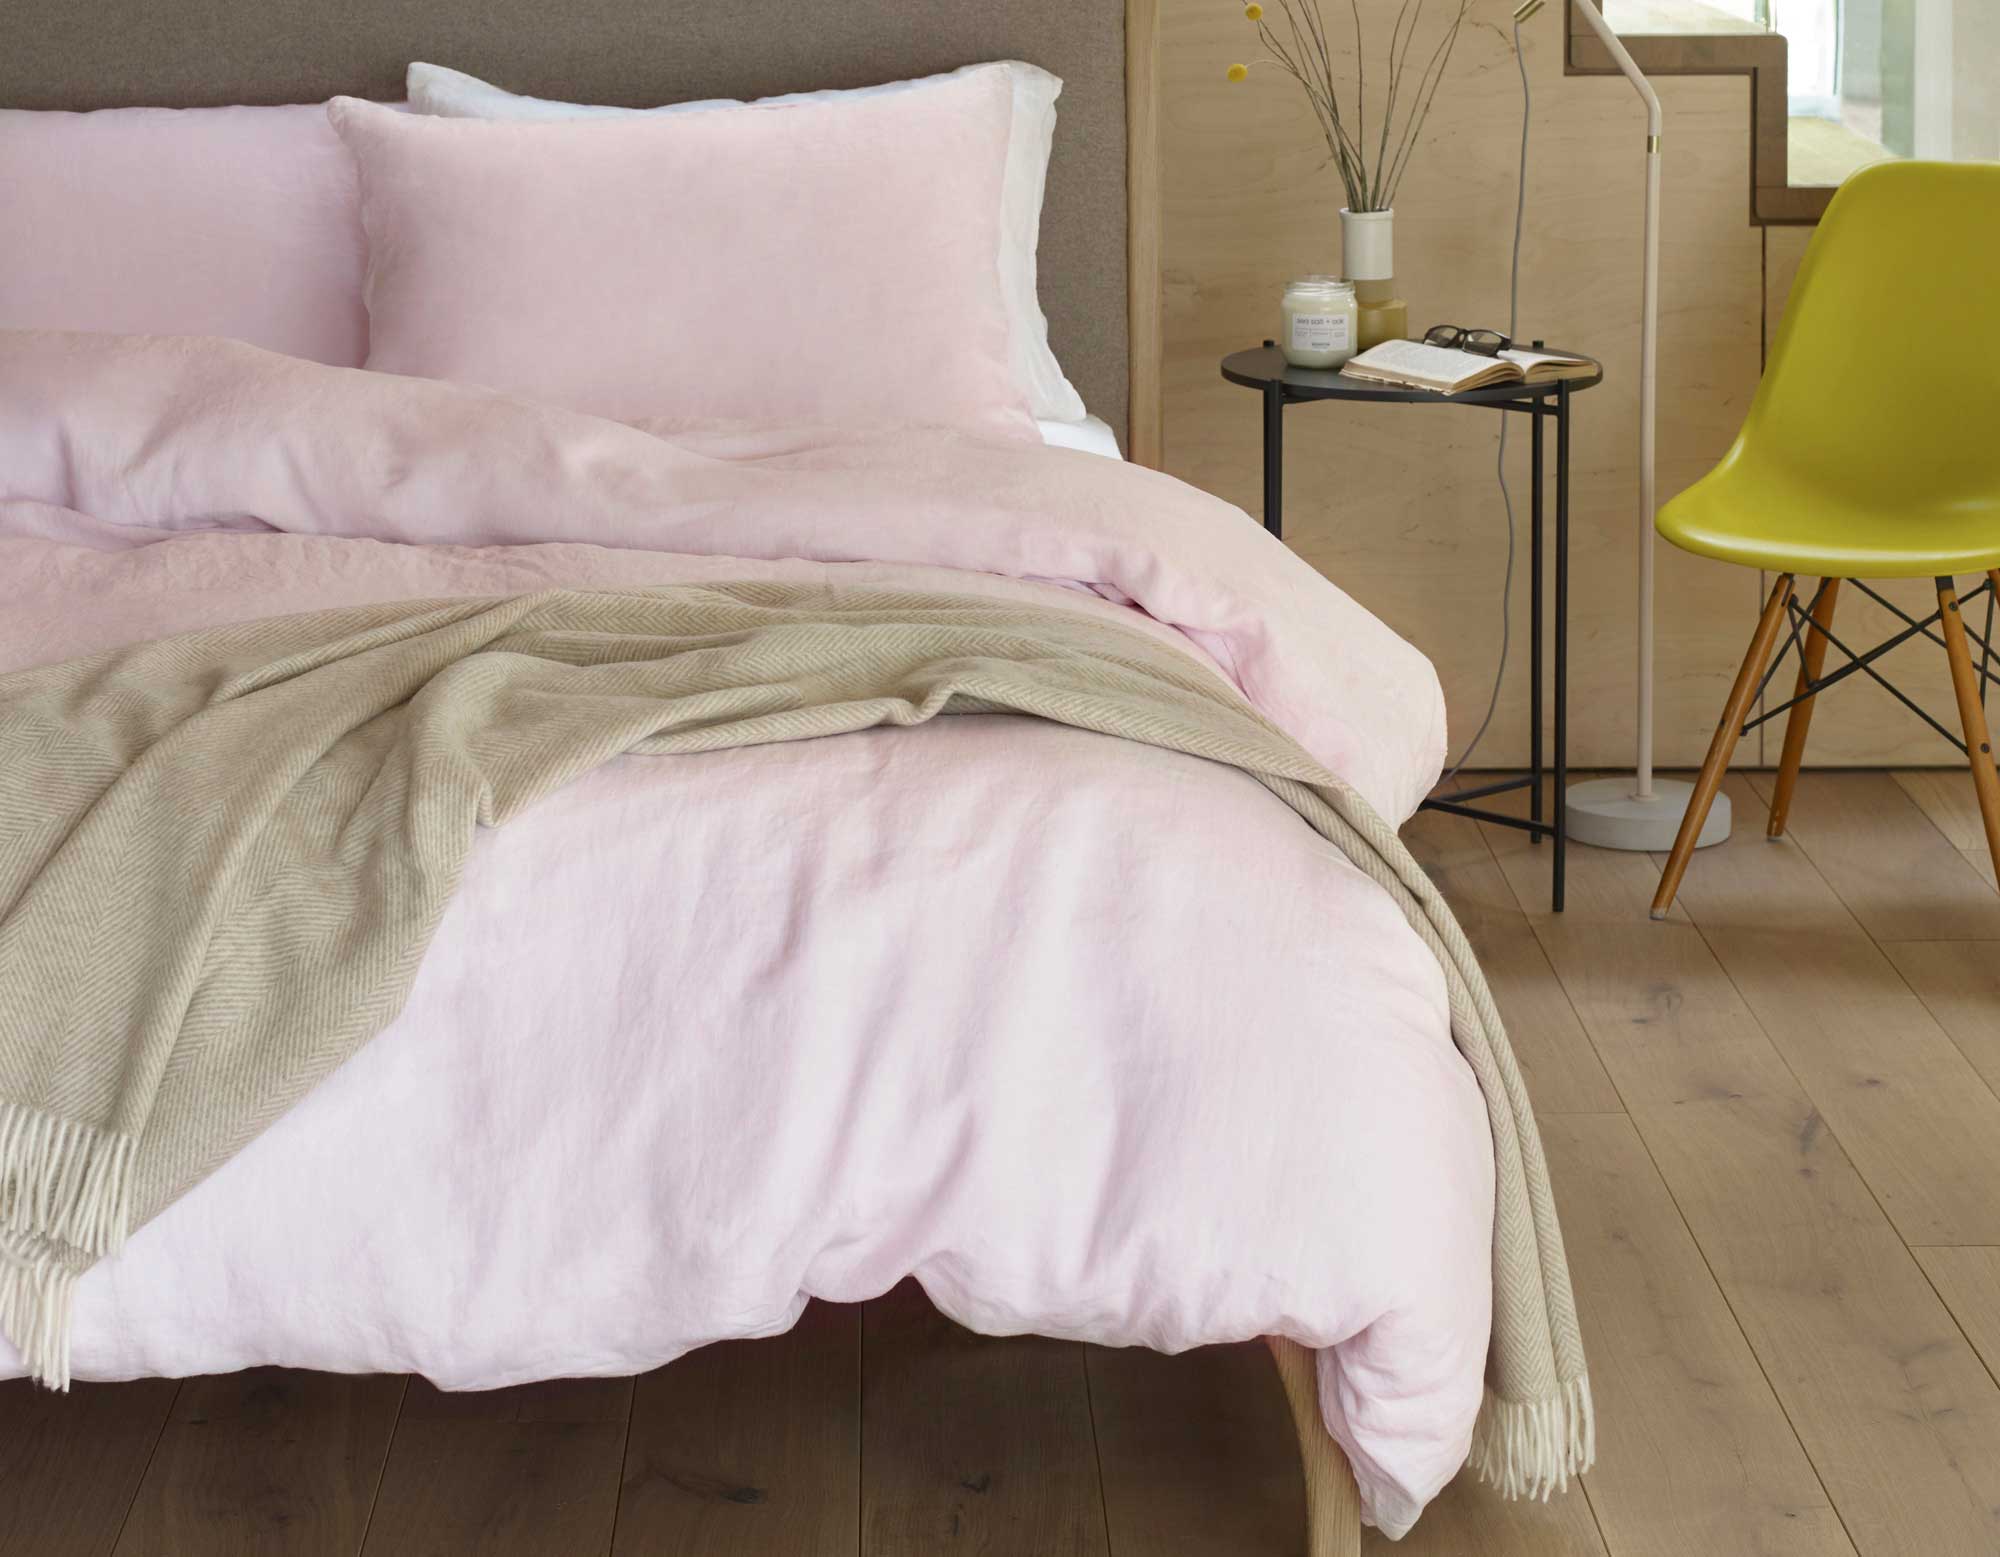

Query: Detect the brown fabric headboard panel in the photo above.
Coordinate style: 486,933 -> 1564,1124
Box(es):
1,0 -> 1137,446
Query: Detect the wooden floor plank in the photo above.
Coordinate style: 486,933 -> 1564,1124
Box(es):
1482,817 -> 2000,1556
1893,768 -> 2000,887
361,1375 -> 630,1557
1085,1341 -> 1301,1556
1404,805 -> 1621,1115
0,1378 -> 179,1557
115,1369 -> 404,1557
1539,1113 -> 1852,1557
1634,1089 -> 2000,1555
1486,812 -> 1799,1111
1667,775 -> 2000,1245
1364,1467 -> 1607,1557
860,1279 -> 1107,1556
1746,771 -> 2000,939
1893,768 -> 1989,853
1879,939 -> 2000,1101
1089,1322 -> 1607,1555
1913,1247 -> 2000,1387
614,1302 -> 860,1557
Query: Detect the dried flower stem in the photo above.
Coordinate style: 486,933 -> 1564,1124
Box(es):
1237,0 -> 1472,212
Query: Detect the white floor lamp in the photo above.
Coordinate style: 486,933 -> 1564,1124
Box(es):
1518,0 -> 1732,853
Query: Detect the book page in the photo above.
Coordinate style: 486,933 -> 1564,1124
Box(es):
1499,347 -> 1594,381
1340,339 -> 1518,393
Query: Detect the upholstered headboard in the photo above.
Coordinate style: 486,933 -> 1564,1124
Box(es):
1,0 -> 1161,460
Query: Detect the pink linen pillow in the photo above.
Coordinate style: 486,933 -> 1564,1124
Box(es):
328,75 -> 1038,439
0,104 -> 369,366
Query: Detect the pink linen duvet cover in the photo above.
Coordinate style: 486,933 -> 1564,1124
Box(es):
0,333 -> 1481,1536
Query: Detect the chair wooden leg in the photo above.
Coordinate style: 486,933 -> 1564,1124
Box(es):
1767,578 -> 1841,838
1939,575 -> 2000,887
1652,572 -> 1796,920
1265,1336 -> 1362,1557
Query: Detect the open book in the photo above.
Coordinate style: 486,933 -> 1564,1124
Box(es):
1339,338 -> 1596,394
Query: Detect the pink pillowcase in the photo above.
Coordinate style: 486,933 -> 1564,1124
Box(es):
328,75 -> 1036,439
0,104 -> 369,367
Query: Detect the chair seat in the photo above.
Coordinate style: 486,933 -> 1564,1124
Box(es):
1657,462 -> 2000,579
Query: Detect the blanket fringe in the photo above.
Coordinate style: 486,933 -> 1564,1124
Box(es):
0,1102 -> 135,1258
1468,1374 -> 1595,1502
0,1244 -> 77,1390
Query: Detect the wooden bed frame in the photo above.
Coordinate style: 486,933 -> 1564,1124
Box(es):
1269,1337 -> 1366,1555
0,0 -> 1360,1545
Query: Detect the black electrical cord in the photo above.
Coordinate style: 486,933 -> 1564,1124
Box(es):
1441,19 -> 1533,781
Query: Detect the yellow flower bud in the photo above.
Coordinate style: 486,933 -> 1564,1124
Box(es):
1226,62 -> 1249,82
1245,3 -> 1264,18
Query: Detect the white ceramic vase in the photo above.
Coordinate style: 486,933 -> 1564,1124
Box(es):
1339,208 -> 1406,349
1339,208 -> 1395,282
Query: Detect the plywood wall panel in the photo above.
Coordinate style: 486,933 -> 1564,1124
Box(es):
1163,1 -> 1772,769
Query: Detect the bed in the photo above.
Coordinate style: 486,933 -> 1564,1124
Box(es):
0,3 -> 1589,1548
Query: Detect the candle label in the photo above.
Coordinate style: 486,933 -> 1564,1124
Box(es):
1289,312 -> 1351,354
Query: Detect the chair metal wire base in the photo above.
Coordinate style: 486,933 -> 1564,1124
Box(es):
1651,570 -> 2000,920
1739,573 -> 2000,760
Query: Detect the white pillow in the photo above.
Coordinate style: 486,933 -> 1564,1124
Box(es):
406,61 -> 1089,424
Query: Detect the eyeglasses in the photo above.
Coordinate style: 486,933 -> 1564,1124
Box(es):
1423,325 -> 1513,357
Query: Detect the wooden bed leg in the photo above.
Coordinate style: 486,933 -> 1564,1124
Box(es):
1265,1336 -> 1363,1557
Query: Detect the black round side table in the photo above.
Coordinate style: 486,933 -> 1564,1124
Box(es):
1220,342 -> 1603,911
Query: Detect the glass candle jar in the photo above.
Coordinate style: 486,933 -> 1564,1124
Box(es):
1279,276 -> 1358,369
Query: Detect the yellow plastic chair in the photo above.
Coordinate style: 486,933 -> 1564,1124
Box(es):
1652,160 -> 2000,918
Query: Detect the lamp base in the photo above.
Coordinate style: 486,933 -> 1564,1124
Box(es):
1563,776 -> 1731,853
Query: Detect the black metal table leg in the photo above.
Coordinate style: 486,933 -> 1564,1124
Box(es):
1221,342 -> 1601,915
1529,396 -> 1545,845
1553,383 -> 1571,912
1262,378 -> 1284,539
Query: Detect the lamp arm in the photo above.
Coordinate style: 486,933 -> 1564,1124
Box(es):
1566,0 -> 1663,133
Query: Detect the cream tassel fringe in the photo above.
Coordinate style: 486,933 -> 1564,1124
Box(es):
1468,1374 -> 1596,1502
0,1102 -> 135,1257
0,1246 -> 77,1390
0,1102 -> 135,1390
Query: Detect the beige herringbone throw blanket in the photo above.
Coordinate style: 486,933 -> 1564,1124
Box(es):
0,582 -> 1588,1495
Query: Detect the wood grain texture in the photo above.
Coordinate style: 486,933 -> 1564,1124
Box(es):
1878,939 -> 2000,1100
1161,0 -> 1769,769
1571,4 -> 1817,222
1763,223 -> 1815,347
1913,1247 -> 2000,1383
1938,577 -> 2000,884
0,1378 -> 178,1557
115,1370 -> 403,1557
1632,1086 -> 2000,1554
860,1279 -> 1109,1555
1539,1113 -> 1851,1557
1743,770 -> 2000,940
1484,809 -> 2000,1555
1366,1466 -> 1609,1557
1666,773 -> 2000,1244
1654,572 -> 1795,917
361,1376 -> 629,1557
1166,0 -> 1973,772
1896,766 -> 1998,855
614,1302 -> 860,1557
1265,1336 -> 1360,1557
1087,1341 -> 1301,1555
